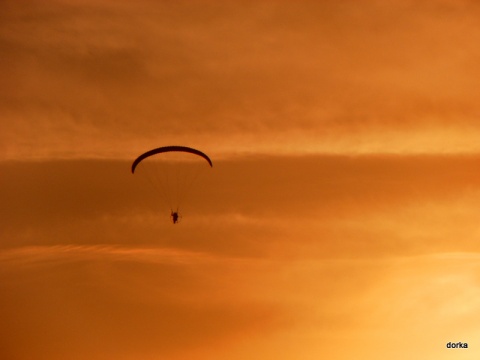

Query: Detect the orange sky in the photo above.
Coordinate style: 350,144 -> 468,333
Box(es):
1,1 -> 480,359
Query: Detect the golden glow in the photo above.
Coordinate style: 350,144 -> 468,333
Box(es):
1,1 -> 480,359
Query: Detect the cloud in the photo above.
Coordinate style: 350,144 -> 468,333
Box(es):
2,0 -> 480,159
2,155 -> 480,259
1,154 -> 479,358
0,244 -> 287,359
2,2 -> 480,358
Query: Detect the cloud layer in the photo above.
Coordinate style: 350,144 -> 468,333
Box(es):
2,0 -> 480,159
2,1 -> 480,359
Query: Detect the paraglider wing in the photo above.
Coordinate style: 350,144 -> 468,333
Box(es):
131,146 -> 213,174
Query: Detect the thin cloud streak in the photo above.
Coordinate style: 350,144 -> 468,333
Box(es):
0,244 -> 217,266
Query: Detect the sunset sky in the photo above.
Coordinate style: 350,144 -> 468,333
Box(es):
1,1 -> 480,359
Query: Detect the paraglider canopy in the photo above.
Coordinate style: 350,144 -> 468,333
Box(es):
131,145 -> 213,173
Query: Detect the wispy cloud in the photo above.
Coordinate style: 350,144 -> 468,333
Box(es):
2,1 -> 480,160
0,243 -> 287,359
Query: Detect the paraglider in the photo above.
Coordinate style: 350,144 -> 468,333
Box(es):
131,146 -> 212,224
171,210 -> 179,224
